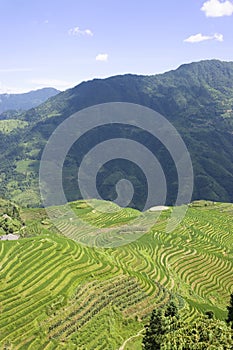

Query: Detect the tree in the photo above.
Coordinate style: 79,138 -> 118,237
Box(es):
142,302 -> 180,350
142,303 -> 233,349
164,301 -> 179,318
226,293 -> 233,327
142,309 -> 165,350
205,310 -> 214,319
161,315 -> 233,349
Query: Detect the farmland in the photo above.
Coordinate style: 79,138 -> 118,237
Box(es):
0,200 -> 232,349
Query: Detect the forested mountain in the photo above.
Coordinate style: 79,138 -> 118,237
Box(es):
1,59 -> 233,208
0,87 -> 60,115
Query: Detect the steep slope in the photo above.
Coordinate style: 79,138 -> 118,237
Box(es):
0,199 -> 232,349
1,60 -> 233,207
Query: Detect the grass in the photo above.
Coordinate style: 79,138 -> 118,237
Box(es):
15,160 -> 39,175
0,199 -> 232,349
0,119 -> 28,134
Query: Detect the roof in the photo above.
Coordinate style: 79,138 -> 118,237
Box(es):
148,206 -> 170,212
0,233 -> 19,241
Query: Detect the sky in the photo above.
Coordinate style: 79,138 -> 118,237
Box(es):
0,0 -> 233,93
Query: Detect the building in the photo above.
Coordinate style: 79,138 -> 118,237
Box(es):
0,233 -> 19,241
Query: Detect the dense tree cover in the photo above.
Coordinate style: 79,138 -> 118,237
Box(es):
1,60 -> 233,207
142,302 -> 180,349
0,199 -> 23,235
226,293 -> 233,327
161,316 -> 233,349
143,301 -> 233,349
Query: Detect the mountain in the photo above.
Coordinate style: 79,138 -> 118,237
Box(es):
0,87 -> 60,115
1,59 -> 233,208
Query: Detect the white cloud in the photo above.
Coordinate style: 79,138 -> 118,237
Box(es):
214,33 -> 224,41
184,33 -> 224,43
201,0 -> 233,17
84,29 -> 93,36
68,26 -> 93,36
96,53 -> 109,62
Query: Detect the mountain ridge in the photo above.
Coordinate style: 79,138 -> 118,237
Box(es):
0,87 -> 60,115
1,59 -> 233,208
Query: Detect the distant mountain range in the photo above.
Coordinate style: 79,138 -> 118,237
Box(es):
1,59 -> 233,208
0,87 -> 60,115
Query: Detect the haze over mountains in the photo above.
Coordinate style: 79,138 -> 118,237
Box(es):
1,59 -> 233,208
0,87 -> 60,115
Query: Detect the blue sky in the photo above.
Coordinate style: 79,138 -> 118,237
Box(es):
0,0 -> 233,93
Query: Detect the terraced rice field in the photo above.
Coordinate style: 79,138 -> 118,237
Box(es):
0,200 -> 232,349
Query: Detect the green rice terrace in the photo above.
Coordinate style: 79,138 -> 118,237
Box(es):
0,199 -> 232,349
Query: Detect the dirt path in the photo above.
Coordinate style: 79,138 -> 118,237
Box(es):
118,329 -> 144,350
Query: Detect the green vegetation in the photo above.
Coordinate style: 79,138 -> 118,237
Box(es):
0,120 -> 28,134
226,293 -> 233,326
1,60 -> 233,207
0,199 -> 232,349
142,302 -> 179,349
0,198 -> 55,238
0,198 -> 22,235
15,160 -> 39,175
0,59 -> 233,348
142,302 -> 233,349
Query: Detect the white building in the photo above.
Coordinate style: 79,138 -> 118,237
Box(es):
0,234 -> 19,241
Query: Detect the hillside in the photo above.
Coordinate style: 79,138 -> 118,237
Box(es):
0,199 -> 232,349
1,60 -> 233,208
0,88 -> 60,115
